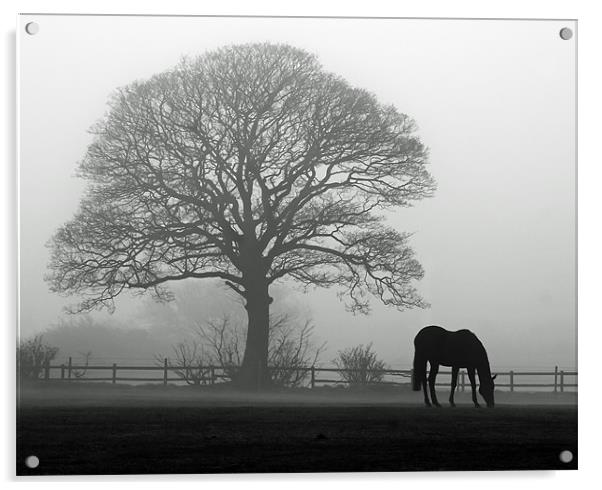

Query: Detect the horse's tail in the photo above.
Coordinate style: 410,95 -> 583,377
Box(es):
412,350 -> 424,391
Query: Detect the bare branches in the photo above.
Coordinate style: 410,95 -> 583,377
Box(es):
268,315 -> 327,387
156,342 -> 212,386
71,351 -> 92,379
47,43 -> 435,314
194,314 -> 325,387
268,223 -> 426,313
333,343 -> 387,385
17,335 -> 59,381
197,316 -> 243,380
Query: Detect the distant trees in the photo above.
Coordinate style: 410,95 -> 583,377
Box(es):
17,335 -> 59,382
46,43 -> 435,388
333,343 -> 387,386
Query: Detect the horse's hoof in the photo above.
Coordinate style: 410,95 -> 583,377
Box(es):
449,402 -> 456,407
474,404 -> 481,409
433,403 -> 442,408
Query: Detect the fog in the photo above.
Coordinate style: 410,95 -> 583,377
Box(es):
18,16 -> 576,370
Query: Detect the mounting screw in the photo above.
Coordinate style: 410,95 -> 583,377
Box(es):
25,22 -> 39,35
559,450 -> 573,463
25,455 -> 39,468
559,27 -> 573,40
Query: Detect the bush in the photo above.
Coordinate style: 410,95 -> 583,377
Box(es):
200,314 -> 326,387
156,342 -> 213,386
333,343 -> 387,386
17,335 -> 59,382
162,314 -> 326,388
267,316 -> 325,388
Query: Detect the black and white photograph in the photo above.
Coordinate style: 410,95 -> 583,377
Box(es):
16,14 -> 577,475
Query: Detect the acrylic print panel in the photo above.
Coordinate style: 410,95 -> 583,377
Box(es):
17,15 -> 577,475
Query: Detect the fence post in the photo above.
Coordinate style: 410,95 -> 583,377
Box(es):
163,358 -> 168,386
44,359 -> 50,381
112,363 -> 117,384
60,364 -> 65,380
553,366 -> 558,393
560,370 -> 565,392
509,370 -> 514,392
311,366 -> 315,389
461,371 -> 466,392
67,357 -> 72,380
210,366 -> 215,385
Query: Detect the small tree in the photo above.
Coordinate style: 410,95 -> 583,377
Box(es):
71,351 -> 92,379
17,335 -> 59,381
157,342 -> 212,386
333,343 -> 387,386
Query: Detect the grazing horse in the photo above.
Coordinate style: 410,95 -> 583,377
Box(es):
412,325 -> 496,408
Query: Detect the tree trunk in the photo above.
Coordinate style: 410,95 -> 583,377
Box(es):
238,276 -> 271,390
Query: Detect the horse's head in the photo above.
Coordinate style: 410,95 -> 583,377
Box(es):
479,374 -> 497,408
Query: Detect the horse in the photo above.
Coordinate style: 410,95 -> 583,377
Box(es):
412,325 -> 497,408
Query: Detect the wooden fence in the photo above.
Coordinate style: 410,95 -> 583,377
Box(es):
39,358 -> 577,392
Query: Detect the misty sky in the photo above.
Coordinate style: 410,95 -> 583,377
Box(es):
18,16 -> 576,369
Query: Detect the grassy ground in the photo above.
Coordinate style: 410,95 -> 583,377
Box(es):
16,383 -> 577,475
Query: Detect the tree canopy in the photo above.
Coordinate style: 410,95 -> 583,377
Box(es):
47,43 -> 435,316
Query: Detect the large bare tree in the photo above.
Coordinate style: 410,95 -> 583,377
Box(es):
47,43 -> 435,388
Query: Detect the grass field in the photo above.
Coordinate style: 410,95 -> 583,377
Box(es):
16,383 -> 577,475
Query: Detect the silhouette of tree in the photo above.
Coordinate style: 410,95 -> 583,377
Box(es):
46,43 -> 435,388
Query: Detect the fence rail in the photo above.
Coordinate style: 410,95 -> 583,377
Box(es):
38,358 -> 577,392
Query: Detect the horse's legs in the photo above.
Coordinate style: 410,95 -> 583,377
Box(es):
449,366 -> 459,407
428,362 -> 441,407
420,359 -> 431,407
467,367 -> 480,408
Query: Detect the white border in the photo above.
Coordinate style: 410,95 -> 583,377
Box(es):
3,1 -> 600,489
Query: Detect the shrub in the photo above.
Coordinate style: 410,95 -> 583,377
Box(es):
162,314 -> 326,388
17,335 -> 59,381
333,343 -> 387,386
157,342 -> 213,386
